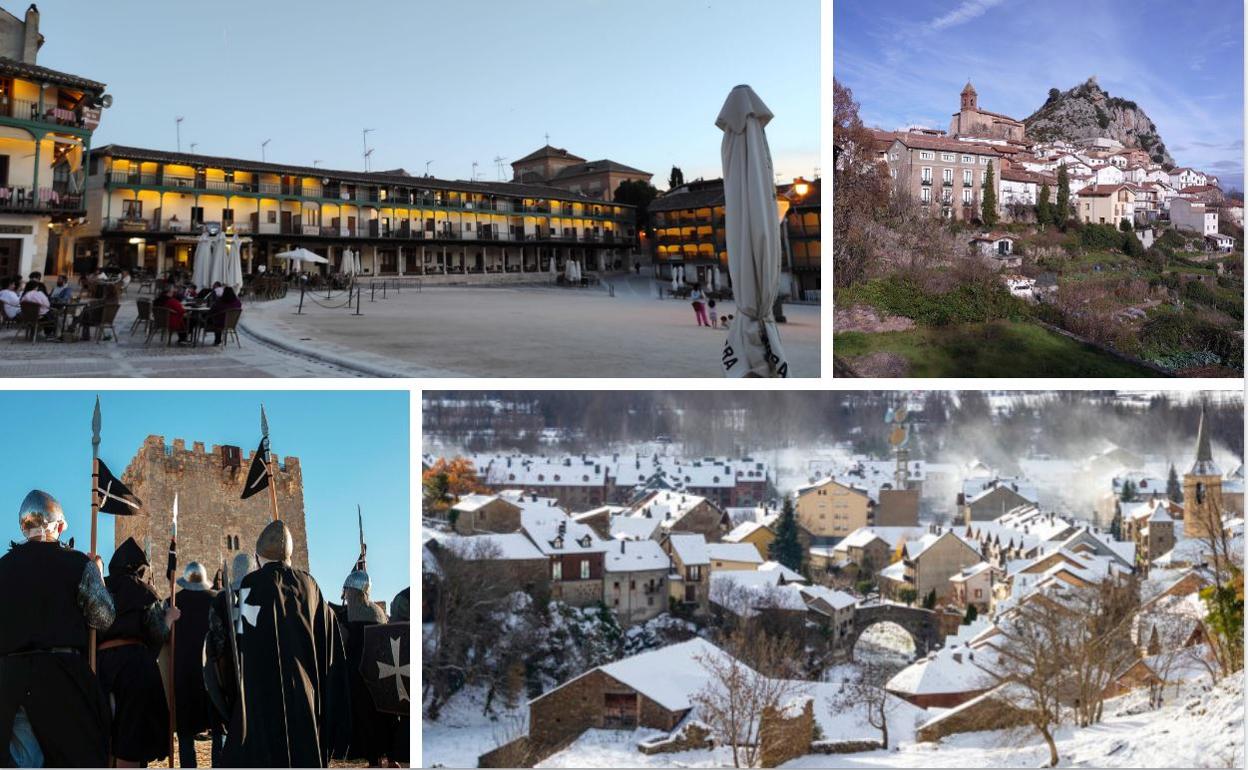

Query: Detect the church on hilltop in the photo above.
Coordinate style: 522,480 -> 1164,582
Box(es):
948,81 -> 1025,142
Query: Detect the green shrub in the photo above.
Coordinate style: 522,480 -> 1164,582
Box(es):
853,275 -> 1030,327
1081,223 -> 1127,251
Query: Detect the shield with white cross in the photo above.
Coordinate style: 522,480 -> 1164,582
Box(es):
360,621 -> 410,716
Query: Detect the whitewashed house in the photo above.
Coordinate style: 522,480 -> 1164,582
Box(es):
1171,197 -> 1219,236
1169,167 -> 1208,189
1093,164 -> 1125,186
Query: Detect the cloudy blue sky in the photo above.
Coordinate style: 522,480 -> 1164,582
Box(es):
29,0 -> 818,189
835,0 -> 1244,190
0,391 -> 410,604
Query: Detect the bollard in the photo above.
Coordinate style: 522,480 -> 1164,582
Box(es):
353,286 -> 362,316
297,283 -> 305,315
382,281 -> 387,299
370,283 -> 376,302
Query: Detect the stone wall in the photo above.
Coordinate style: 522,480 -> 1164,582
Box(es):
118,435 -> 308,597
759,698 -> 814,768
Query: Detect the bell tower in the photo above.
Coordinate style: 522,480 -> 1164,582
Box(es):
961,81 -> 978,112
1182,405 -> 1223,540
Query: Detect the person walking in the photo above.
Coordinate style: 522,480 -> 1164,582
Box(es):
690,285 -> 710,327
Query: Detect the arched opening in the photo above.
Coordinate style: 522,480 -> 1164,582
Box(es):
853,620 -> 918,669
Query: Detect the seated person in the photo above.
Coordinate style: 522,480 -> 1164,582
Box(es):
19,280 -> 56,337
197,282 -> 220,303
206,285 -> 242,346
0,279 -> 19,320
152,285 -> 189,345
26,272 -> 48,295
50,276 -> 74,305
181,283 -> 198,302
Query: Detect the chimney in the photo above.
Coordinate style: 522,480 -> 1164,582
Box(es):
620,540 -> 626,554
21,5 -> 39,65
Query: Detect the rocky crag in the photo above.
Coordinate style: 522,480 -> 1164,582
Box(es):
1023,77 -> 1174,165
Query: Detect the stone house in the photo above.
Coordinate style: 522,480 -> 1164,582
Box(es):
960,479 -> 1037,523
449,494 -> 523,534
883,528 -> 983,604
885,133 -> 1003,221
1076,184 -> 1136,226
948,562 -> 993,612
625,490 -> 731,543
424,532 -> 550,599
520,510 -> 607,607
603,539 -> 669,626
707,542 -> 765,572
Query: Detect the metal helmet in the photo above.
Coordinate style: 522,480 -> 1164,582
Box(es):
19,490 -> 64,534
343,569 -> 371,594
230,552 -> 257,591
177,561 -> 209,590
390,587 -> 411,623
256,520 -> 293,563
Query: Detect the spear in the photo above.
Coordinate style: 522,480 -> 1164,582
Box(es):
167,494 -> 178,767
89,395 -> 100,673
356,504 -> 366,572
262,405 -> 280,522
221,556 -> 246,744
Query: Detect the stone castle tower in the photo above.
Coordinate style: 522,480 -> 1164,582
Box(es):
115,435 -> 309,599
1182,406 -> 1223,541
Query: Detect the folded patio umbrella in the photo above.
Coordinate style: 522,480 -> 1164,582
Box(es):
716,84 -> 788,378
275,247 -> 329,265
191,232 -> 212,289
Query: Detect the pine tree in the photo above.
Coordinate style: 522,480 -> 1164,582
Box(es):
964,604 -> 979,624
1120,479 -> 1137,502
981,162 -> 998,227
668,166 -> 685,189
768,496 -> 804,572
1167,464 -> 1183,503
1056,165 -> 1071,228
1036,182 -> 1052,226
922,588 -> 937,610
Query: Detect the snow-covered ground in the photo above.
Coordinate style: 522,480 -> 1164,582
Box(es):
421,686 -> 528,769
781,675 -> 1244,769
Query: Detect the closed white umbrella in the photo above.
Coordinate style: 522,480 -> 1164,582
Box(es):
275,247 -> 329,265
340,248 -> 356,276
671,266 -> 679,291
572,260 -> 581,283
224,234 -> 244,289
191,232 -> 212,288
548,254 -> 556,278
208,230 -> 228,286
564,257 -> 576,283
716,84 -> 788,378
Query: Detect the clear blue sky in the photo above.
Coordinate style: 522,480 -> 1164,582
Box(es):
30,0 -> 819,189
0,390 -> 410,603
835,0 -> 1245,190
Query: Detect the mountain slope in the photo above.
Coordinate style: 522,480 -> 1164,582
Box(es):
1024,78 -> 1173,166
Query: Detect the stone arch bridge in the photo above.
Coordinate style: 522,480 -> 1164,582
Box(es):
843,603 -> 963,659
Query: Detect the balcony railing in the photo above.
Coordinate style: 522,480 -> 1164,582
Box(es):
921,178 -> 933,186
0,97 -> 97,130
0,186 -> 84,212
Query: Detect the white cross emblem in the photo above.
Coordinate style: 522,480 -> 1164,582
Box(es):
376,636 -> 409,703
238,587 -> 261,630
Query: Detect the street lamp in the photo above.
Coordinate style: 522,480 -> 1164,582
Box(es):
776,176 -> 813,321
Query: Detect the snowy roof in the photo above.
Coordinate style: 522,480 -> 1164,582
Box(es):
450,493 -> 505,513
596,638 -> 748,712
604,538 -> 670,573
885,642 -> 999,696
571,504 -> 626,522
609,514 -> 662,541
724,519 -> 772,543
757,561 -> 805,582
520,509 -> 606,556
668,533 -> 709,566
497,489 -> 567,515
707,542 -> 765,565
962,477 -> 1038,506
432,532 -> 545,561
950,561 -> 993,582
834,526 -> 928,552
627,490 -> 715,532
879,561 -> 906,581
798,585 -> 858,611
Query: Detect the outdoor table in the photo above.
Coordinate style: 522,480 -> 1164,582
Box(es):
54,301 -> 87,342
184,305 -> 211,346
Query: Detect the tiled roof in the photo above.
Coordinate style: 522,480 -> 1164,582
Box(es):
0,55 -> 105,93
892,134 -> 1002,155
551,159 -> 651,179
92,144 -> 632,206
513,144 -> 585,164
1078,184 -> 1130,196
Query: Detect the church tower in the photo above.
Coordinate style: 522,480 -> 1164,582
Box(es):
961,81 -> 978,112
1182,405 -> 1223,541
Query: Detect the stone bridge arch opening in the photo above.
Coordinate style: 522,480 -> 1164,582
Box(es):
844,604 -> 957,662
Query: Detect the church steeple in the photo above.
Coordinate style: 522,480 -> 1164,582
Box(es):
961,81 -> 978,111
1190,404 -> 1220,477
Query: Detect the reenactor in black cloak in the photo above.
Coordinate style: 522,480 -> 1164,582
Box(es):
173,561 -> 217,767
98,536 -> 180,767
337,568 -> 396,767
220,519 -> 351,767
388,587 -> 411,768
204,551 -> 256,758
0,490 -> 115,767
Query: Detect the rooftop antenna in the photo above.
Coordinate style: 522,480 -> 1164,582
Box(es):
362,128 -> 375,172
312,159 -> 322,168
472,160 -> 479,181
176,116 -> 184,153
425,160 -> 433,176
493,155 -> 507,181
544,132 -> 550,145
261,139 -> 271,162
190,142 -> 198,154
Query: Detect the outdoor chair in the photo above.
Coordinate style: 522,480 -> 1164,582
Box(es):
145,305 -> 173,347
218,308 -> 242,348
130,298 -> 152,336
10,302 -> 42,343
93,303 -> 120,343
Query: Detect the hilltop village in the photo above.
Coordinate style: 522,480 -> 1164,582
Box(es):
421,408 -> 1244,768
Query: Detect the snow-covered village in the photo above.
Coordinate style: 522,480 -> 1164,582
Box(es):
420,391 -> 1244,768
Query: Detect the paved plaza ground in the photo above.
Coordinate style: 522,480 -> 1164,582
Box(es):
241,274 -> 821,377
0,298 -> 365,378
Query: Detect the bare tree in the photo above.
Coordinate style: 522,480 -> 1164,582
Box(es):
691,631 -> 808,768
828,662 -> 899,749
